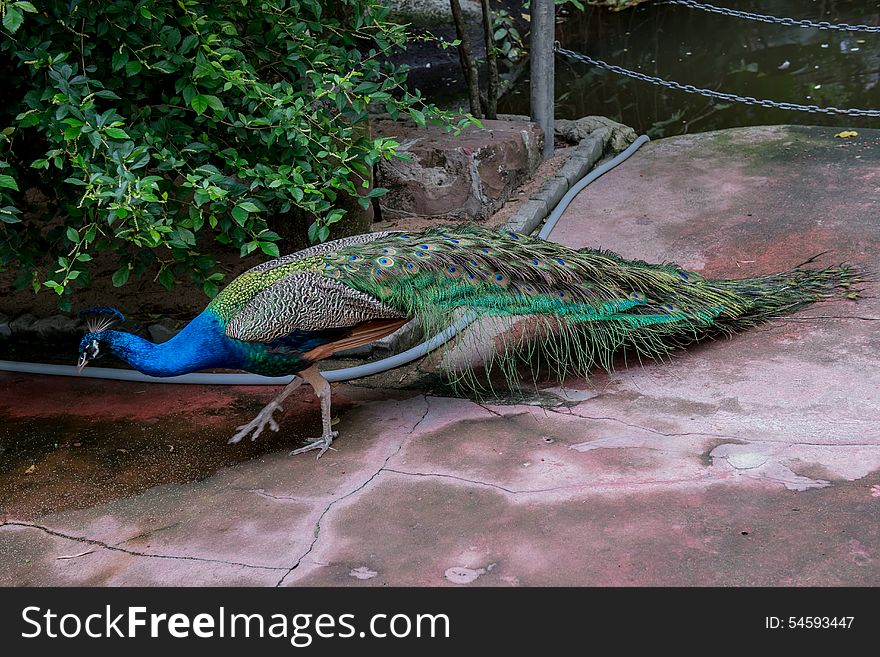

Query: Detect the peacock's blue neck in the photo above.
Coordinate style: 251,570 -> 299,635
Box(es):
103,311 -> 241,377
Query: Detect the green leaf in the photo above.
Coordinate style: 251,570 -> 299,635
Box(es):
204,95 -> 224,112
125,60 -> 143,77
238,201 -> 260,212
111,266 -> 130,287
231,205 -> 248,225
0,174 -> 19,191
182,85 -> 197,105
158,268 -> 175,290
111,50 -> 129,72
203,281 -> 219,298
66,227 -> 79,242
259,241 -> 280,257
180,35 -> 199,54
3,8 -> 23,33
190,94 -> 209,115
408,108 -> 426,127
104,127 -> 129,140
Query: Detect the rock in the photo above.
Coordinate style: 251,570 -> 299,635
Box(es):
30,316 -> 80,341
555,116 -> 637,152
148,318 -> 180,344
387,0 -> 480,27
373,320 -> 422,354
373,118 -> 544,221
0,313 -> 10,340
8,313 -> 36,336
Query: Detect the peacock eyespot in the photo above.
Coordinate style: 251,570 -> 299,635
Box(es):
377,256 -> 394,268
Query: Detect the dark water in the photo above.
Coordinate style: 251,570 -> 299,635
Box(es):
498,0 -> 880,137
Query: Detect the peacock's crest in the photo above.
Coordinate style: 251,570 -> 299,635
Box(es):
78,306 -> 126,333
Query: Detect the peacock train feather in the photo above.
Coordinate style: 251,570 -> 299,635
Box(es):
78,224 -> 861,456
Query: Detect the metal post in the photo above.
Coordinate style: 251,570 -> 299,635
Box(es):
530,0 -> 555,160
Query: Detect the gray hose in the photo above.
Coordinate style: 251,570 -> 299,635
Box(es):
0,134 -> 649,385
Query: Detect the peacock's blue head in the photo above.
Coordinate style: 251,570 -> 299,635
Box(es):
76,307 -> 125,371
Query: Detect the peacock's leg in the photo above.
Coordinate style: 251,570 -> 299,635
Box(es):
289,366 -> 338,459
228,376 -> 304,444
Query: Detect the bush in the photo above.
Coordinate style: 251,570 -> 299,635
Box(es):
0,0 -> 470,309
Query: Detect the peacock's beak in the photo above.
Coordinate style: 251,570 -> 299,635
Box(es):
77,354 -> 88,372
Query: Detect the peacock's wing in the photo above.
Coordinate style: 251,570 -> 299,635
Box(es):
208,230 -> 396,323
225,271 -> 408,360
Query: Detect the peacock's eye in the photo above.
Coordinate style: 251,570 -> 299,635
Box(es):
87,339 -> 100,359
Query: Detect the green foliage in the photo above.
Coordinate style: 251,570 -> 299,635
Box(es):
492,9 -> 524,63
0,0 -> 472,308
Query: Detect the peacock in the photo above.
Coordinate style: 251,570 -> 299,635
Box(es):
77,224 -> 860,457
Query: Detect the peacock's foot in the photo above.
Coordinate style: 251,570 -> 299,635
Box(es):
228,401 -> 283,444
289,431 -> 338,459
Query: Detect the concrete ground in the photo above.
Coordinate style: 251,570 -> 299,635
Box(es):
1,125 -> 879,586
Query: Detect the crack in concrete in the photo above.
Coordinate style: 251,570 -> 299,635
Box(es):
113,522 -> 182,548
382,467 -> 734,494
235,488 -> 301,502
275,395 -> 432,587
1,521 -> 288,571
475,402 -> 506,418
542,406 -> 744,442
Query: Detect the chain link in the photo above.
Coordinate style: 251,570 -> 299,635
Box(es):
554,45 -> 880,117
661,0 -> 880,33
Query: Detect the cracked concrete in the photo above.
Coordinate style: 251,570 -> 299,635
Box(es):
275,396 -> 432,586
2,125 -> 880,585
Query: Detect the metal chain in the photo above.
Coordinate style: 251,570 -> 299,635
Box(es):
554,45 -> 880,117
661,0 -> 880,33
